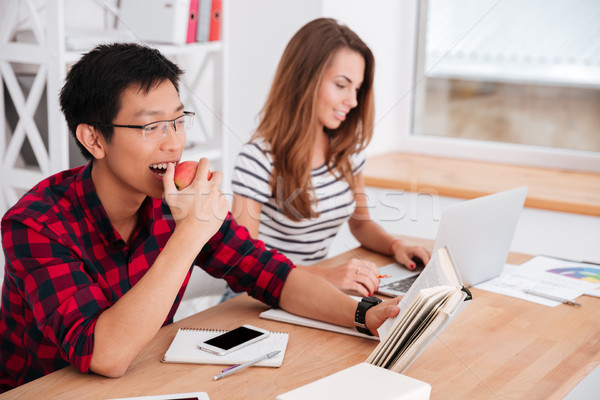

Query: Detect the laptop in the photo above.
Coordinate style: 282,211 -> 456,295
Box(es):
377,186 -> 528,297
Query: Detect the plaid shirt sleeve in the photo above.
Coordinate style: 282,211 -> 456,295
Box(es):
195,213 -> 295,307
2,217 -> 109,376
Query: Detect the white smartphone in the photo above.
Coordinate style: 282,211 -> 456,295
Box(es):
197,325 -> 270,356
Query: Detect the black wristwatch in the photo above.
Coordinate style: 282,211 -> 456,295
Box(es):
354,296 -> 382,335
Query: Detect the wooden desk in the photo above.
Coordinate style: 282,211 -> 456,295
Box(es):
2,243 -> 599,400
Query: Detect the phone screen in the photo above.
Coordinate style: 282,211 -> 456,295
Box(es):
204,326 -> 264,350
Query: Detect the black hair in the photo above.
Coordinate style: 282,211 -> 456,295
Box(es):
59,42 -> 184,160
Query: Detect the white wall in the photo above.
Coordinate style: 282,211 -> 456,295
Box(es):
222,0 -> 323,181
322,0 -> 409,157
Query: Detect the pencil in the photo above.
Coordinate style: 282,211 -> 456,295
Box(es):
523,289 -> 581,307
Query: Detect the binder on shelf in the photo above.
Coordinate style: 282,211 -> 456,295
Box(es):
186,0 -> 200,43
119,0 -> 189,45
196,0 -> 212,42
209,0 -> 222,41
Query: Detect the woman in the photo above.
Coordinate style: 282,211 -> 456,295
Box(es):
230,18 -> 429,297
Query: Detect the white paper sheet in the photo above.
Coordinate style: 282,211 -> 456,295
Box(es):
475,256 -> 599,306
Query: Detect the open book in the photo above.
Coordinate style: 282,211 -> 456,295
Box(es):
367,245 -> 472,373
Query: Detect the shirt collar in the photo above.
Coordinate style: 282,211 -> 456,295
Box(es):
140,196 -> 163,229
75,162 -> 122,246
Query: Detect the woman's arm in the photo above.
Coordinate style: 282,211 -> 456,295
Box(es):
231,194 -> 262,238
233,192 -> 379,296
349,173 -> 430,269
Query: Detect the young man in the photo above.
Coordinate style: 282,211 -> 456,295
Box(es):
0,43 -> 400,391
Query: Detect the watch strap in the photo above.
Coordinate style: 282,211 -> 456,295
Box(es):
354,296 -> 382,335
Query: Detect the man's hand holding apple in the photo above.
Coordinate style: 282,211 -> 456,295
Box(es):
163,158 -> 229,247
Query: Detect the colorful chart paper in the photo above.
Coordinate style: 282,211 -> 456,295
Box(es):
547,266 -> 600,283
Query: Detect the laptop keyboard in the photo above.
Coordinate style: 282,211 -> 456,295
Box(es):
380,275 -> 420,293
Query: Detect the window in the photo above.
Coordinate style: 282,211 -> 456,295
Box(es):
399,0 -> 600,172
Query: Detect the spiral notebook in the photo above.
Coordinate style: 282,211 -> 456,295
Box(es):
162,328 -> 289,367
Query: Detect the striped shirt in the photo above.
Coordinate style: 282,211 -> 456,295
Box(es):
232,140 -> 366,265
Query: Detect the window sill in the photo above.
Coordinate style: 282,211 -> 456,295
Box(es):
363,153 -> 600,217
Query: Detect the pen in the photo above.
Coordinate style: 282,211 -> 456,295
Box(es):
523,289 -> 581,307
213,350 -> 280,381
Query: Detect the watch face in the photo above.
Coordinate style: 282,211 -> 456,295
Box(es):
365,296 -> 382,305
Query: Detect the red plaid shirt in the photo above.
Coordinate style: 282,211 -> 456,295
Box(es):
0,163 -> 293,391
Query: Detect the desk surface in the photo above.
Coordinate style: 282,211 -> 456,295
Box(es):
3,241 -> 599,400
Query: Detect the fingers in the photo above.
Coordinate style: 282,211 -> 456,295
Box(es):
412,246 -> 431,266
350,259 -> 379,296
385,298 -> 401,318
193,158 -> 211,184
394,245 -> 431,270
199,158 -> 223,186
162,162 -> 177,194
327,259 -> 386,296
209,170 -> 224,186
354,275 -> 377,296
165,157 -> 227,227
353,260 -> 378,277
188,158 -> 222,186
365,298 -> 401,337
353,283 -> 371,297
397,253 -> 417,270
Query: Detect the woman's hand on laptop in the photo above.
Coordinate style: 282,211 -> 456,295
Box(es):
390,241 -> 430,270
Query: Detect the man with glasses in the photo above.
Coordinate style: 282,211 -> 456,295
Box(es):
0,43 -> 400,391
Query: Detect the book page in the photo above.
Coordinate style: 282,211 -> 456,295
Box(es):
384,289 -> 456,368
368,286 -> 453,367
389,290 -> 464,372
379,247 -> 461,338
368,292 -> 427,365
387,301 -> 445,368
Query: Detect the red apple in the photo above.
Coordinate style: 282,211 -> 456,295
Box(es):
173,161 -> 212,190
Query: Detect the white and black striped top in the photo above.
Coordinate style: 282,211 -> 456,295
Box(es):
231,140 -> 366,265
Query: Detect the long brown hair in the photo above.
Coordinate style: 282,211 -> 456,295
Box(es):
254,18 -> 375,221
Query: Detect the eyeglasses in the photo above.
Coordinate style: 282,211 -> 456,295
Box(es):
91,111 -> 195,141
